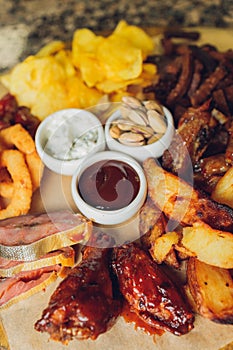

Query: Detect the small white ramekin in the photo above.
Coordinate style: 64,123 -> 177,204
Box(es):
71,151 -> 147,225
105,106 -> 174,163
35,108 -> 105,176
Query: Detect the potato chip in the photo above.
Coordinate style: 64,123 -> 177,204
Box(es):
110,90 -> 132,103
54,50 -> 76,77
72,28 -> 104,68
32,82 -> 69,119
97,77 -> 143,93
97,35 -> 142,81
67,75 -> 103,109
36,40 -> 65,58
3,56 -> 66,111
78,55 -> 105,87
113,20 -> 155,57
1,21 -> 158,119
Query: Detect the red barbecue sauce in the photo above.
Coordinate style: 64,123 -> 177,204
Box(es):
78,160 -> 140,210
121,301 -> 164,337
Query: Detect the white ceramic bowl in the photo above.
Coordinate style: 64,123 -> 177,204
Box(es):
35,108 -> 105,176
71,151 -> 147,225
105,106 -> 174,162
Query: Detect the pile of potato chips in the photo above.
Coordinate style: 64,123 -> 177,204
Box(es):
1,21 -> 157,120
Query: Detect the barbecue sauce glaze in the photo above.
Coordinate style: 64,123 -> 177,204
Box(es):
78,160 -> 140,210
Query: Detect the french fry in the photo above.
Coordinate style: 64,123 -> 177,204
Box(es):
186,258 -> 233,323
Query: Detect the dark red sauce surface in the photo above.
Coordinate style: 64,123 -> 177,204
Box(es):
121,301 -> 164,337
78,160 -> 140,210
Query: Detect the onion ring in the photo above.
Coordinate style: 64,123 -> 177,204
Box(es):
0,149 -> 32,220
0,124 -> 35,154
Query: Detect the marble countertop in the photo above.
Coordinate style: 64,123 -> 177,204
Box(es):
0,0 -> 233,73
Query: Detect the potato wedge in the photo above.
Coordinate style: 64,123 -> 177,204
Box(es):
143,158 -> 233,232
181,221 -> 233,268
140,197 -> 180,268
186,258 -> 233,323
150,231 -> 180,265
143,158 -> 197,225
211,166 -> 233,208
139,197 -> 165,246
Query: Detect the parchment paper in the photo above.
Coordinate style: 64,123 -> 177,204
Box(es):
0,27 -> 233,350
1,274 -> 233,350
1,166 -> 233,350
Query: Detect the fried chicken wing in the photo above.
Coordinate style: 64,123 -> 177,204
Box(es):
112,243 -> 194,336
35,233 -> 122,343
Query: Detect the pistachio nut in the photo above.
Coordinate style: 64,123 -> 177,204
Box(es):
147,109 -> 167,134
109,96 -> 167,147
118,132 -> 145,146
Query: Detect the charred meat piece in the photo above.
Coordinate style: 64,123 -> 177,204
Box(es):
194,154 -> 230,194
112,243 -> 194,336
212,89 -> 231,116
0,93 -> 40,137
187,59 -> 204,98
162,101 -> 212,176
35,240 -> 122,343
225,119 -> 233,166
166,48 -> 194,106
190,65 -> 227,107
163,30 -> 200,41
144,34 -> 233,120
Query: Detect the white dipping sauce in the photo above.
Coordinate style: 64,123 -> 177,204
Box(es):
43,112 -> 98,161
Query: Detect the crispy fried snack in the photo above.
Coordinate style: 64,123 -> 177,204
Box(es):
186,258 -> 233,324
0,124 -> 35,154
181,221 -> 233,269
25,150 -> 44,192
150,231 -> 181,268
0,150 -> 32,220
139,196 -> 166,246
143,158 -> 233,233
211,166 -> 233,208
139,197 -> 180,268
0,123 -> 44,219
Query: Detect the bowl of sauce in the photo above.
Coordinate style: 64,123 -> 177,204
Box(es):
71,151 -> 147,225
35,108 -> 105,176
